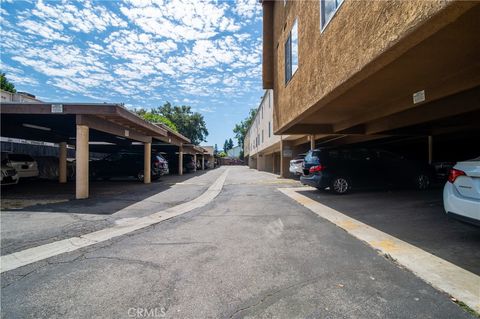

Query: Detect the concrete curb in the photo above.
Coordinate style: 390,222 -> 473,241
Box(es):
0,168 -> 229,274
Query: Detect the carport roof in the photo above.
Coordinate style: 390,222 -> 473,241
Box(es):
0,102 -> 191,146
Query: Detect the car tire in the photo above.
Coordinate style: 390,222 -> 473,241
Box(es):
414,173 -> 430,190
137,170 -> 145,181
331,177 -> 350,194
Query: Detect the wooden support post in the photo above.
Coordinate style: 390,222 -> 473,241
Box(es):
201,155 -> 205,170
144,142 -> 151,184
193,154 -> 197,171
310,135 -> 315,150
59,142 -> 67,183
280,139 -> 292,178
76,125 -> 89,199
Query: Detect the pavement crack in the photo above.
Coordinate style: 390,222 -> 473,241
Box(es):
228,275 -> 326,318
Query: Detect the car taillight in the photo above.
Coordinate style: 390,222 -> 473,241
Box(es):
309,165 -> 324,173
447,168 -> 466,183
153,159 -> 160,167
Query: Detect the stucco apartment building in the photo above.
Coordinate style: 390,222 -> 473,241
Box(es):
262,0 -> 480,162
244,89 -> 311,176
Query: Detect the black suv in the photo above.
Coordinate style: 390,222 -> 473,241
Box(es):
90,152 -> 169,181
300,148 -> 433,194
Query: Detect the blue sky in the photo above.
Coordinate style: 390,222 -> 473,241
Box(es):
1,0 -> 264,148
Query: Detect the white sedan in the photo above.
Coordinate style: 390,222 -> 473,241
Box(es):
443,157 -> 480,225
1,153 -> 39,178
289,154 -> 306,176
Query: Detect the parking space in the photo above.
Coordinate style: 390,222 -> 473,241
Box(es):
298,186 -> 480,276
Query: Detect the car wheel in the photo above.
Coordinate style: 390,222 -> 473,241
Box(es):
414,173 -> 430,190
137,170 -> 144,181
331,177 -> 350,194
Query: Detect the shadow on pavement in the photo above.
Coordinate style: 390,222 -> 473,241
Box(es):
1,169 -> 212,215
298,187 -> 480,276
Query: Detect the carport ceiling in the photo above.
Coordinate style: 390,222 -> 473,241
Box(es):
1,103 -> 168,146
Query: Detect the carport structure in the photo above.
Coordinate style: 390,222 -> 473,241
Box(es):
0,102 -> 191,199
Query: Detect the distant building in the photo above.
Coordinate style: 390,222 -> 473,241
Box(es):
226,146 -> 242,158
1,90 -> 42,103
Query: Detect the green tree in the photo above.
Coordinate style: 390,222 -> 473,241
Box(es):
228,138 -> 234,150
151,102 -> 208,145
233,108 -> 257,149
218,151 -> 227,157
223,139 -> 230,152
133,108 -> 178,132
214,144 -> 219,155
1,73 -> 16,93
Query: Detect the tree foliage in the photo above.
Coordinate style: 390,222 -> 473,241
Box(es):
133,108 -> 178,132
223,139 -> 229,152
218,151 -> 227,157
133,102 -> 209,145
1,73 -> 16,93
233,108 -> 257,149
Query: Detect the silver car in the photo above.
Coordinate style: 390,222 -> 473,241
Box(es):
1,153 -> 39,178
289,153 -> 306,176
1,164 -> 19,186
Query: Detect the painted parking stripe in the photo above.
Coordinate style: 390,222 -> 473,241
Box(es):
0,168 -> 229,274
278,186 -> 480,314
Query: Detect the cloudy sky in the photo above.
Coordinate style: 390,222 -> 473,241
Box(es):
1,0 -> 264,148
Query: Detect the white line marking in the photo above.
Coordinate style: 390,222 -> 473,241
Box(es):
279,186 -> 480,313
0,169 -> 229,274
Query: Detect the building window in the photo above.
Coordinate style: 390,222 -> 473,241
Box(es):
284,19 -> 298,84
320,0 -> 344,31
268,122 -> 271,137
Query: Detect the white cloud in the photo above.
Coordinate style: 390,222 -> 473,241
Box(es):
18,20 -> 71,42
233,0 -> 260,20
120,0 -> 239,41
32,0 -> 127,33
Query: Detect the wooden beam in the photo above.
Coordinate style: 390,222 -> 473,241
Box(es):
76,115 -> 152,143
281,124 -> 333,135
334,64 -> 480,133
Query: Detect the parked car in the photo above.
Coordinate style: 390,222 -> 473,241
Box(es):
90,152 -> 168,181
432,161 -> 455,182
1,152 -> 39,178
443,157 -> 480,226
300,148 -> 433,194
183,155 -> 196,173
35,156 -> 75,180
1,164 -> 19,186
289,153 -> 306,176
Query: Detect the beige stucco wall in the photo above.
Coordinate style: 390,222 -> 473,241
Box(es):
271,0 -> 455,133
246,89 -> 281,157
